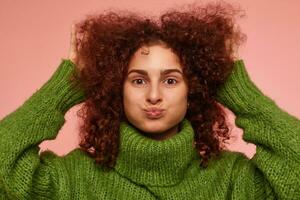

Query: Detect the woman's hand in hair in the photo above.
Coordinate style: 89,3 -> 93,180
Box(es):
68,22 -> 84,70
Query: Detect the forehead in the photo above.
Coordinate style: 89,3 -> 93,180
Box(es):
128,45 -> 182,71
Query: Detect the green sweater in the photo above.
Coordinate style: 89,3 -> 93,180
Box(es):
0,59 -> 299,200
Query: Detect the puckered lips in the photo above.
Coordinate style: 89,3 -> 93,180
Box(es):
143,107 -> 165,119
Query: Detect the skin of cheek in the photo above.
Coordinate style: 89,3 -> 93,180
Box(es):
122,81 -> 188,135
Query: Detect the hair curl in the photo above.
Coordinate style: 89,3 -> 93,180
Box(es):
71,1 -> 246,169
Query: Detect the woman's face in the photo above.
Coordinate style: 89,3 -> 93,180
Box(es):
123,44 -> 189,140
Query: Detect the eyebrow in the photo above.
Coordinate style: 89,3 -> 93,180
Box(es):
127,69 -> 183,76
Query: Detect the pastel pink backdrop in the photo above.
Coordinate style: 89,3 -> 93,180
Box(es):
0,0 -> 299,158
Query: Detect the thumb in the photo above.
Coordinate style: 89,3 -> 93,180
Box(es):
69,23 -> 78,64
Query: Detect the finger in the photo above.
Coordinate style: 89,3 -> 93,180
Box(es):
69,23 -> 78,64
69,24 -> 74,54
71,23 -> 76,48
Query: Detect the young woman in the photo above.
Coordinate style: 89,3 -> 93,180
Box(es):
0,2 -> 299,199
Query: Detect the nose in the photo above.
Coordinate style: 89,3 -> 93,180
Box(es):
146,84 -> 162,105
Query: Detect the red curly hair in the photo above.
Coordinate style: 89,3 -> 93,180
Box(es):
70,1 -> 246,169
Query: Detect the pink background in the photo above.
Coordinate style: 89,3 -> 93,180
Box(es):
0,0 -> 299,158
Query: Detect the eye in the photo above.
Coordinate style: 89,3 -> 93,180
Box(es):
132,79 -> 146,85
164,78 -> 178,85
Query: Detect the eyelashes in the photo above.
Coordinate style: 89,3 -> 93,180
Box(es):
131,78 -> 178,86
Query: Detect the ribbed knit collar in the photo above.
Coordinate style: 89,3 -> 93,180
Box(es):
114,118 -> 199,187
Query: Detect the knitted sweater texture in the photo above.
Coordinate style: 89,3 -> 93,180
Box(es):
0,59 -> 299,199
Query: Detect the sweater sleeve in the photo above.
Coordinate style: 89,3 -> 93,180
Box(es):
0,59 -> 85,199
216,60 -> 300,199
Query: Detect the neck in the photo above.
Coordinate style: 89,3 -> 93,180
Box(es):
114,118 -> 199,186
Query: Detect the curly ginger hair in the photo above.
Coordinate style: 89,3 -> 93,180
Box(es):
71,1 -> 246,169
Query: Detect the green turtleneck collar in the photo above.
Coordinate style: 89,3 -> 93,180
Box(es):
114,118 -> 199,187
